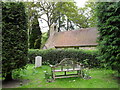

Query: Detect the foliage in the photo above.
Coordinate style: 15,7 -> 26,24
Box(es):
25,2 -> 39,34
12,68 -> 27,79
41,32 -> 48,48
44,71 -> 52,82
53,2 -> 79,31
25,2 -> 42,49
82,68 -> 91,79
36,1 -> 93,33
78,1 -> 97,28
97,2 -> 120,73
34,37 -> 41,49
28,49 -> 99,68
29,16 -> 42,49
2,2 -> 28,80
25,2 -> 34,35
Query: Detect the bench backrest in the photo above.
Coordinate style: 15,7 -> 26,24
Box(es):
53,58 -> 83,70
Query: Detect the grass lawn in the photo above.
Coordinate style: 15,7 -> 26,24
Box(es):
14,64 -> 119,88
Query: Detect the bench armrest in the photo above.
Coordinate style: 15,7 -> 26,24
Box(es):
76,62 -> 84,68
50,64 -> 58,68
50,65 -> 53,67
50,65 -> 54,68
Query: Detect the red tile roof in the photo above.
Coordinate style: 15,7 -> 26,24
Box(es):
45,28 -> 98,49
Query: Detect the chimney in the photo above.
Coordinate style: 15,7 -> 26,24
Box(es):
50,23 -> 58,36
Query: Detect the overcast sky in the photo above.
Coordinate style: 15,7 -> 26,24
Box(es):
40,0 -> 88,33
75,0 -> 88,8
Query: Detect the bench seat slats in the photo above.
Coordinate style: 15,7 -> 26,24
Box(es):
52,68 -> 81,72
55,75 -> 79,78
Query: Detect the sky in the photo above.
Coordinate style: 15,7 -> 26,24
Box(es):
75,0 -> 88,8
40,0 -> 88,33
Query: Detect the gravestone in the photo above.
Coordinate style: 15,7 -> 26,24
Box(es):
35,56 -> 42,68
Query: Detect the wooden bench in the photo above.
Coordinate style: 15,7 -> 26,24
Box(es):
50,58 -> 84,80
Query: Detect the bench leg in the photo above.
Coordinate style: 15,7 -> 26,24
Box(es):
65,71 -> 67,76
51,71 -> 55,80
80,70 -> 84,78
77,71 -> 81,77
52,72 -> 55,80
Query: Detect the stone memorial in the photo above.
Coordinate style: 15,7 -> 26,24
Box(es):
35,56 -> 42,68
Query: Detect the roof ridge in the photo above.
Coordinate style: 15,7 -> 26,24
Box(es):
55,27 -> 96,34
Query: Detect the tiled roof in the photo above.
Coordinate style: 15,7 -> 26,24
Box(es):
45,28 -> 98,49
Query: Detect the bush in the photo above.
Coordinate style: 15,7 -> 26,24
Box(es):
97,2 -> 120,72
2,2 -> 28,80
41,32 -> 48,48
28,49 -> 99,68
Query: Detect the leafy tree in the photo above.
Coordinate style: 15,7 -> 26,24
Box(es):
25,2 -> 34,35
54,2 -> 79,31
37,1 -> 58,35
25,2 -> 42,49
85,1 -> 97,27
78,1 -> 97,28
38,1 -> 81,32
38,1 -> 97,32
97,2 -> 120,73
52,1 -> 97,30
2,2 -> 28,80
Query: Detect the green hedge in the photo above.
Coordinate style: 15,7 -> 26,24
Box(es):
97,2 -> 120,72
28,49 -> 99,68
2,2 -> 28,80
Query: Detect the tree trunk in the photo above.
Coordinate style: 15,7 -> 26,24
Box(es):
4,72 -> 12,81
58,14 -> 61,32
48,25 -> 51,37
67,18 -> 69,31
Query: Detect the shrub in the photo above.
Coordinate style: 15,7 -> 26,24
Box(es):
2,2 -> 28,80
44,71 -> 52,82
97,2 -> 120,72
41,32 -> 48,48
28,49 -> 99,68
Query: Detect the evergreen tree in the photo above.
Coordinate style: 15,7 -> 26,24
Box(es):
2,2 -> 28,80
29,16 -> 42,49
97,2 -> 120,73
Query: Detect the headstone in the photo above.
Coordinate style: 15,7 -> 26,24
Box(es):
35,56 -> 42,68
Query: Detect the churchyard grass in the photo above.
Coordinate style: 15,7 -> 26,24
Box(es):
14,64 -> 119,88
